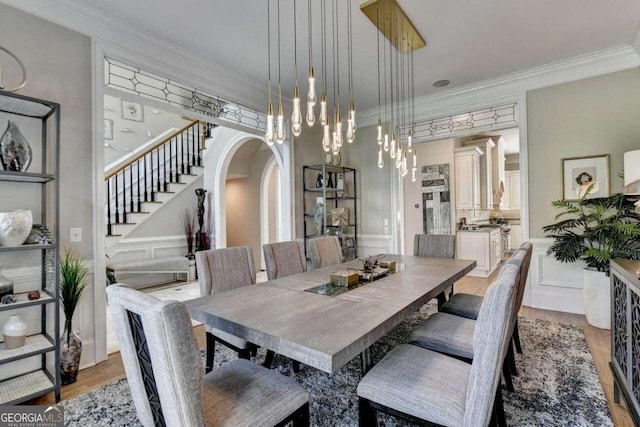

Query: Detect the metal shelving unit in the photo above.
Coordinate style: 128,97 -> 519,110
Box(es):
302,163 -> 358,262
0,90 -> 60,405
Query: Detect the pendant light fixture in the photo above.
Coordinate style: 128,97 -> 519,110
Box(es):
264,0 -> 275,145
320,0 -> 331,153
291,0 -> 302,136
305,0 -> 316,126
346,0 -> 356,143
275,0 -> 285,145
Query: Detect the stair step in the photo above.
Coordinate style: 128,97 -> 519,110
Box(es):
113,222 -> 136,226
106,234 -> 122,237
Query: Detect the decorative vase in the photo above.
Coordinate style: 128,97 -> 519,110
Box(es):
327,172 -> 334,188
315,173 -> 323,188
583,268 -> 611,330
0,120 -> 32,172
0,210 -> 33,246
3,314 -> 27,349
0,266 -> 13,299
61,320 -> 82,385
189,258 -> 196,281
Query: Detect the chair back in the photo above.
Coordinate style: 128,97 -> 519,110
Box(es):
107,284 -> 204,427
196,246 -> 256,296
463,263 -> 520,427
308,236 -> 343,269
263,241 -> 307,280
413,234 -> 455,259
515,242 -> 533,311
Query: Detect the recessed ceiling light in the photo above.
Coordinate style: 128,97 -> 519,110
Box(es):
432,79 -> 450,88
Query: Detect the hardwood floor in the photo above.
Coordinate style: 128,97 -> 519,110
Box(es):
30,272 -> 634,426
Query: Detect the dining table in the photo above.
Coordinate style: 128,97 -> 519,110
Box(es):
184,254 -> 476,375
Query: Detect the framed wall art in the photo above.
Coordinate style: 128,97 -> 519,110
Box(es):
121,100 -> 144,122
103,119 -> 114,140
562,154 -> 609,201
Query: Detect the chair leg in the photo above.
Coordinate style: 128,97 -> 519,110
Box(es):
508,341 -> 518,377
205,332 -> 215,374
292,360 -> 301,374
358,397 -> 377,427
250,346 -> 258,357
263,350 -> 275,368
238,348 -> 251,360
495,386 -> 507,427
502,357 -> 514,393
449,284 -> 455,299
436,291 -> 447,310
292,403 -> 310,427
513,319 -> 523,354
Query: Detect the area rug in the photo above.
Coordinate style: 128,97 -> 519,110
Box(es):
62,306 -> 612,426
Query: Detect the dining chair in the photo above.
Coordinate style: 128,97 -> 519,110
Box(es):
440,242 -> 533,354
410,260 -> 522,401
263,240 -> 307,280
307,236 -> 343,270
107,284 -> 310,427
413,234 -> 456,307
196,246 -> 258,373
357,262 -> 518,427
262,240 -> 306,373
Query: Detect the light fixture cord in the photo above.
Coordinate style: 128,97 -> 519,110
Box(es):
308,0 -> 312,73
332,0 -> 336,112
335,0 -> 340,116
267,0 -> 271,103
277,0 -> 282,105
322,0 -> 327,93
348,0 -> 353,104
389,9 -> 394,133
411,36 -> 415,128
376,7 -> 381,121
383,14 -> 387,128
293,0 -> 298,85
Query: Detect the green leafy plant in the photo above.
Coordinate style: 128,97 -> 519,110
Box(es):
60,249 -> 89,342
543,188 -> 640,275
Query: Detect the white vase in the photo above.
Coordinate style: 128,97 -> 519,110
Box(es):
583,268 -> 611,330
3,314 -> 27,349
0,209 -> 33,246
188,259 -> 196,281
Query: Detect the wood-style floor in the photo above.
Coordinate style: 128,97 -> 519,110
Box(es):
30,272 -> 633,426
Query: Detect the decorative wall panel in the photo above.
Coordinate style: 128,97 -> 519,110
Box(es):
614,275 -> 628,378
421,164 -> 451,235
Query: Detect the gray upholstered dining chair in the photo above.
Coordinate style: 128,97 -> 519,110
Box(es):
414,234 -> 456,307
107,284 -> 310,427
410,259 -> 522,402
263,240 -> 307,280
307,236 -> 343,270
196,246 -> 257,373
357,263 -> 519,427
440,242 -> 533,354
262,240 -> 306,373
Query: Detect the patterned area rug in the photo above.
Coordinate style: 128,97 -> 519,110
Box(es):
63,306 -> 612,426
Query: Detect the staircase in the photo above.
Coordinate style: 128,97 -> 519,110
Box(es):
105,120 -> 214,247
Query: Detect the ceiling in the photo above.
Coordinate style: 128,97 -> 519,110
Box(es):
68,1 -> 640,110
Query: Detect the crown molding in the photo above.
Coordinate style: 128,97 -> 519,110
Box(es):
0,0 -> 275,111
359,44 -> 640,127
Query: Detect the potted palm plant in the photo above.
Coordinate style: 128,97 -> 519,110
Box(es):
543,190 -> 640,329
60,249 -> 89,384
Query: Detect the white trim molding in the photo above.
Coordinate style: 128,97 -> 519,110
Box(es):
358,234 -> 394,257
524,238 -> 586,315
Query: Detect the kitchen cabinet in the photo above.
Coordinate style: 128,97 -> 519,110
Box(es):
463,138 -> 495,209
502,170 -> 521,210
491,137 -> 506,209
510,223 -> 522,248
457,227 -> 503,277
454,146 -> 483,210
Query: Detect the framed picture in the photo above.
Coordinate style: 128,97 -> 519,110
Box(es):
344,237 -> 355,248
121,100 -> 144,122
562,154 -> 610,201
103,119 -> 114,140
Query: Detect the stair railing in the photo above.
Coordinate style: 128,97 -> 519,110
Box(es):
105,120 -> 214,236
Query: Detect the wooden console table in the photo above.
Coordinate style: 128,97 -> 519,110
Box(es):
611,259 -> 640,426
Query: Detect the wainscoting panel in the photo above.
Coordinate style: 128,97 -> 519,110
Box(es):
526,238 -> 585,315
358,234 -> 394,257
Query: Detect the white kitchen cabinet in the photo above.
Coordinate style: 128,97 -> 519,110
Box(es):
454,146 -> 483,210
457,227 -> 502,277
502,170 -> 521,210
491,137 -> 506,209
510,223 -> 522,248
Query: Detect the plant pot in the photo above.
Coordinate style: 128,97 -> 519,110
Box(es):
61,321 -> 82,385
583,268 -> 611,330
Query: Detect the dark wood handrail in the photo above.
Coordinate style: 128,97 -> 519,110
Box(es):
105,120 -> 199,180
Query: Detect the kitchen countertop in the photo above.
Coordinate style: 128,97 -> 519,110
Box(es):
457,225 -> 502,233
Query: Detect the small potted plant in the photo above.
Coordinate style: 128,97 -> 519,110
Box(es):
180,209 -> 196,278
543,189 -> 640,329
60,249 -> 89,384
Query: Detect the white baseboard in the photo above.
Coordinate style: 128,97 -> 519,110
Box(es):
525,238 -> 585,315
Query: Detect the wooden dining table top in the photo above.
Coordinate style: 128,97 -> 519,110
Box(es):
184,254 -> 476,374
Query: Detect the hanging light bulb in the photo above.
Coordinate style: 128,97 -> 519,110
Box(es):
401,151 -> 408,176
276,102 -> 285,144
395,145 -> 402,169
376,119 -> 383,145
322,124 -> 331,152
320,93 -> 328,125
346,116 -> 354,143
336,111 -> 343,148
413,150 -> 417,168
377,144 -> 384,169
384,132 -> 389,152
390,133 -> 396,159
265,101 -> 275,146
349,104 -> 357,133
411,167 -> 417,182
306,68 -> 316,126
407,129 -> 413,152
291,85 -> 302,136
331,128 -> 339,155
